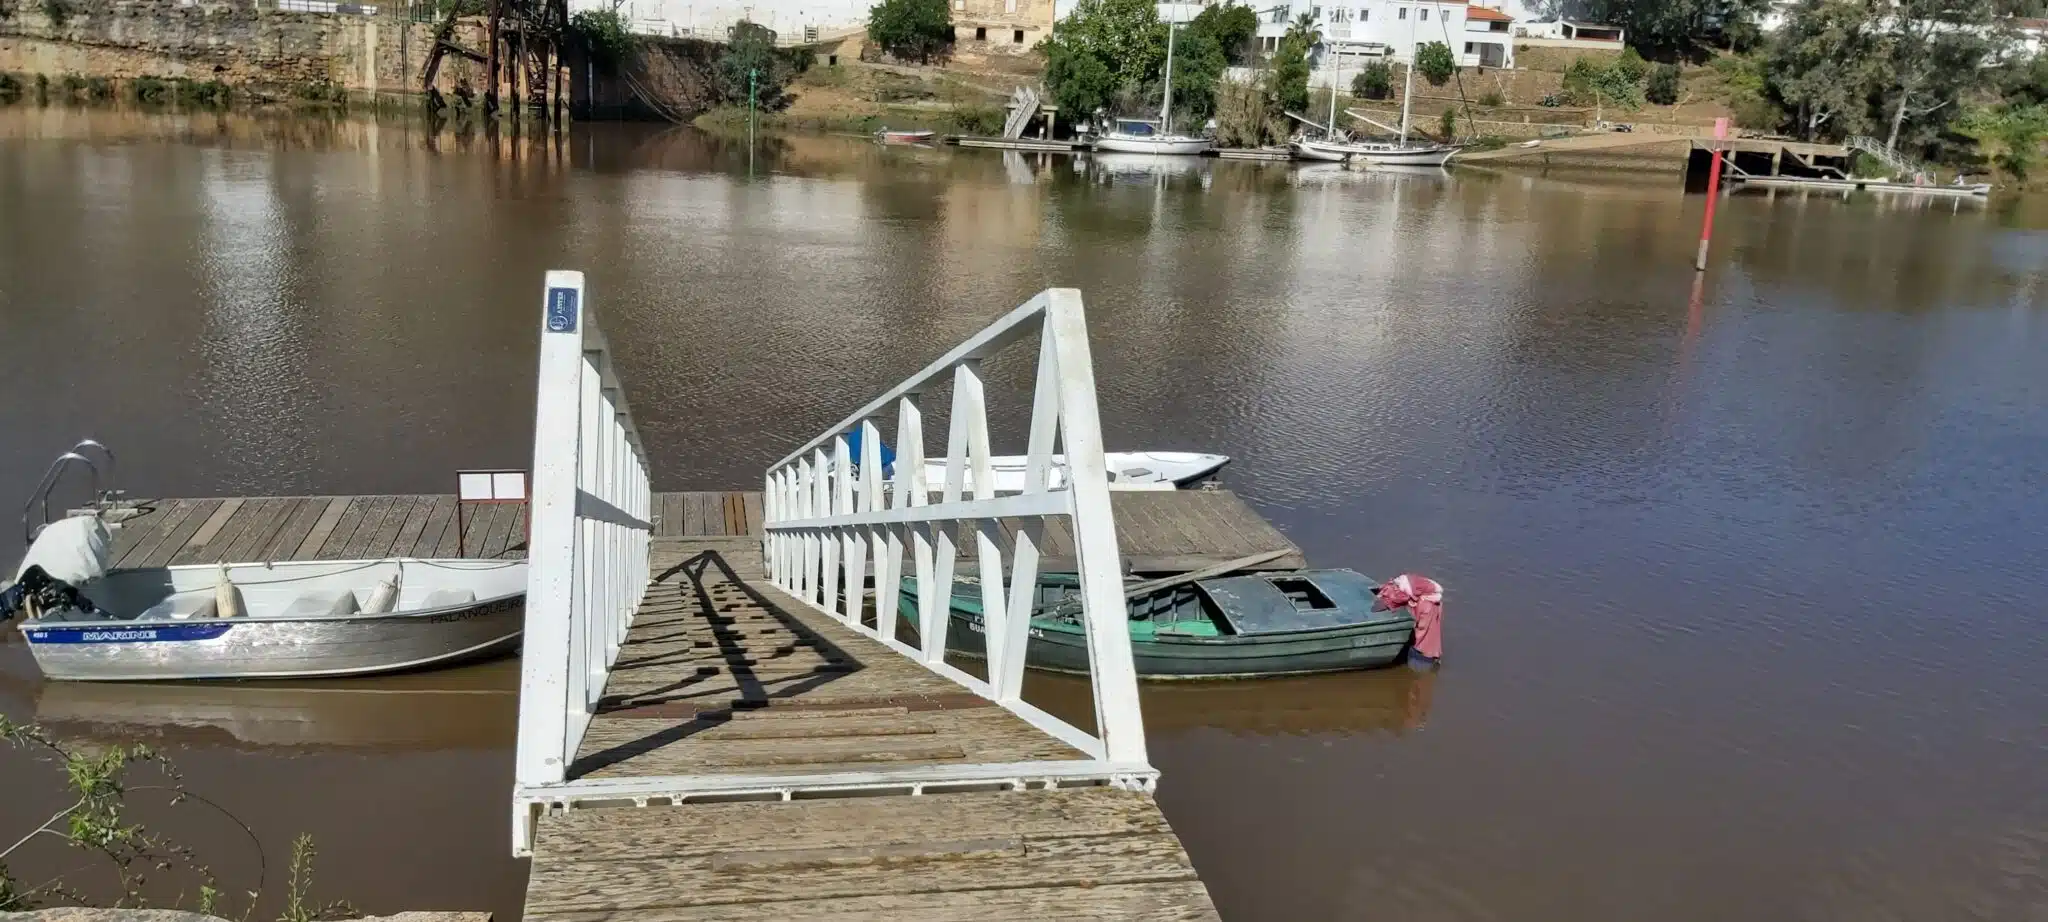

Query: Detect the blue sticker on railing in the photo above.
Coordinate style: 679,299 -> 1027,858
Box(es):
546,287 -> 579,333
25,623 -> 235,644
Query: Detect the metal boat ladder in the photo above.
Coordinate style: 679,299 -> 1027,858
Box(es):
21,440 -> 125,543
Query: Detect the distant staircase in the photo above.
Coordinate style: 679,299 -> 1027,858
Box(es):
1846,135 -> 1928,180
1002,85 -> 1039,139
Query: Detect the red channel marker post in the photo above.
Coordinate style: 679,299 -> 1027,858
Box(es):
1695,117 -> 1730,271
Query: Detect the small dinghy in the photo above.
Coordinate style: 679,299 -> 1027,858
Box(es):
923,451 -> 1229,493
3,517 -> 526,682
901,568 -> 1430,679
877,128 -> 936,143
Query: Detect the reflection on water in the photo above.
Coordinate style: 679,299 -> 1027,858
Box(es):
4,108 -> 2048,921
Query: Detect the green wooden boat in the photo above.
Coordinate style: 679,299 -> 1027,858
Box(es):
898,569 -> 1416,680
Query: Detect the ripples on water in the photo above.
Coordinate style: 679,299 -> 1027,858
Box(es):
2,109 -> 2046,920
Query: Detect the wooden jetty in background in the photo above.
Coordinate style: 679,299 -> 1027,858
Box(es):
951,136 -> 1089,153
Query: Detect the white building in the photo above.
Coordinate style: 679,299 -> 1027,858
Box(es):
1247,0 -> 1514,70
573,0 -> 868,42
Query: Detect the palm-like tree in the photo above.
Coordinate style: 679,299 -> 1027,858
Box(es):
1288,10 -> 1322,48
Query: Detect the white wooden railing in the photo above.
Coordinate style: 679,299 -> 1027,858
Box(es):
511,271 -> 653,855
763,288 -> 1153,776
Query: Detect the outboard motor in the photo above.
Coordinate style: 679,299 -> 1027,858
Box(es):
0,565 -> 100,622
1376,574 -> 1445,666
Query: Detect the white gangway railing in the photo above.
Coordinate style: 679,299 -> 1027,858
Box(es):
511,271 -> 653,855
763,288 -> 1154,782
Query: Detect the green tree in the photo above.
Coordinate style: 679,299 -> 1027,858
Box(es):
1646,62 -> 1681,103
1353,60 -> 1392,99
1046,40 -> 1116,115
569,10 -> 634,74
719,21 -> 794,109
1766,0 -> 1882,139
1560,0 -> 1771,59
868,0 -> 952,63
1269,20 -> 1314,114
1999,53 -> 2048,107
1169,22 -> 1228,121
1041,0 -> 1165,117
1439,107 -> 1457,139
1415,42 -> 1456,86
1955,103 -> 2048,178
1872,0 -> 1999,154
1186,3 -> 1258,65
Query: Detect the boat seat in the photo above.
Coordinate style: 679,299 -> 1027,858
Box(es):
281,592 -> 361,618
419,589 -> 475,609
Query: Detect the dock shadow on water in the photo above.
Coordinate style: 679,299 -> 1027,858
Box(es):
4,106 -> 2048,920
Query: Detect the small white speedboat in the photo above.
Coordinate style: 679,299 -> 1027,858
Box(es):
5,517 -> 526,682
923,451 -> 1228,493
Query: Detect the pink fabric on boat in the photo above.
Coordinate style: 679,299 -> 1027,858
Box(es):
1378,574 -> 1445,661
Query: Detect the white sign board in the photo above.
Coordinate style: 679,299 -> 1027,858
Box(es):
458,471 -> 529,502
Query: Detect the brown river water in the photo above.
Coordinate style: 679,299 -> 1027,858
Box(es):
2,108 -> 2046,921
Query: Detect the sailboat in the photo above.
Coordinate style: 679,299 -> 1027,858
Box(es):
1293,82 -> 1373,161
1093,8 -> 1213,155
1349,21 -> 1459,166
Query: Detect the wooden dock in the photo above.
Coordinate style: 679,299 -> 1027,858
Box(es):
525,535 -> 1219,920
103,488 -> 1298,573
95,485 -> 1284,918
1212,147 -> 1296,161
950,136 -> 1089,153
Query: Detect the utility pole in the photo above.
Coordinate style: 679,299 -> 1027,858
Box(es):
748,66 -> 758,146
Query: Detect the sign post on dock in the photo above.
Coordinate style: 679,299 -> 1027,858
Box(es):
1695,117 -> 1729,272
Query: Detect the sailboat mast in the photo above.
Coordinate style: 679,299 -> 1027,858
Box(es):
1328,72 -> 1339,139
1399,58 -> 1415,143
1161,8 -> 1177,136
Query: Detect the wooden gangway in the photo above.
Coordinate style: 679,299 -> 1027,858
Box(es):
506,276 -> 1226,919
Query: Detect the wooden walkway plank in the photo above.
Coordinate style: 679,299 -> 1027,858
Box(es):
680,492 -> 705,536
407,496 -> 457,557
525,881 -> 1220,922
459,503 -> 503,558
113,500 -> 194,568
218,497 -> 295,563
171,499 -> 249,565
292,498 -> 354,560
502,505 -> 531,557
313,498 -> 373,559
388,496 -> 438,558
434,501 -> 477,558
135,500 -> 223,568
258,497 -> 330,562
336,496 -> 399,560
478,502 -> 520,558
724,492 -> 744,536
362,496 -> 421,558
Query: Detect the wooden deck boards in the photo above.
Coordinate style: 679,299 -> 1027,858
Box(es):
529,536 -> 1219,922
524,787 -> 1218,922
103,487 -> 1248,920
103,488 -> 1296,572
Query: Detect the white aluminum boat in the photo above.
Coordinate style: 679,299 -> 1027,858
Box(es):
6,517 -> 526,682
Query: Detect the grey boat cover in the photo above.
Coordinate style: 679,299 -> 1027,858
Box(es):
1195,569 -> 1395,636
